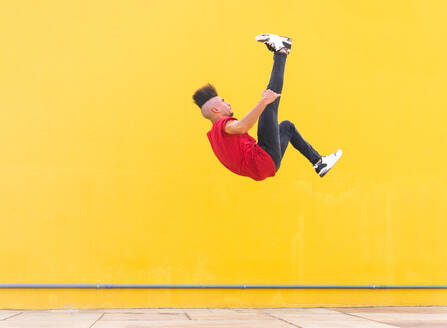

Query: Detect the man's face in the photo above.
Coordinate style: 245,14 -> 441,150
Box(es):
214,97 -> 233,117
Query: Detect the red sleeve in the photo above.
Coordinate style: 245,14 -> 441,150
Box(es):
214,117 -> 237,135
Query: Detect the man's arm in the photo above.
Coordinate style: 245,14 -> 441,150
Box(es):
225,89 -> 280,135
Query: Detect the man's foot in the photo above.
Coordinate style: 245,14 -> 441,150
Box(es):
314,150 -> 343,177
255,33 -> 292,54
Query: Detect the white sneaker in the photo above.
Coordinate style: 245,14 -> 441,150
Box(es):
314,149 -> 343,177
255,33 -> 292,54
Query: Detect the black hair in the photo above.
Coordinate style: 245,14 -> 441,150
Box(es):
192,83 -> 218,108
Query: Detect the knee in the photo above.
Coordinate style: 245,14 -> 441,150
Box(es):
279,120 -> 294,131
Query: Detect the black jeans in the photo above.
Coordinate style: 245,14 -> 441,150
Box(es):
257,52 -> 321,171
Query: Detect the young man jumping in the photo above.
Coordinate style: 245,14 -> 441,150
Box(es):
193,33 -> 342,181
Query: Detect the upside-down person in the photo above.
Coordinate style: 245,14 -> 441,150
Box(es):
193,33 -> 342,181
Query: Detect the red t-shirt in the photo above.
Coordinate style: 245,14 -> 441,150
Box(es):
206,117 -> 276,181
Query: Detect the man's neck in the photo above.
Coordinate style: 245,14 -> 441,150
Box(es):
211,114 -> 226,123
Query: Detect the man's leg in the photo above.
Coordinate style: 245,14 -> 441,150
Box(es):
257,51 -> 288,171
279,120 -> 321,165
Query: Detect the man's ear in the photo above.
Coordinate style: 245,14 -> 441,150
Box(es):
211,106 -> 219,113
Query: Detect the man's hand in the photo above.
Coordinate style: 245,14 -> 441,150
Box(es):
261,89 -> 281,104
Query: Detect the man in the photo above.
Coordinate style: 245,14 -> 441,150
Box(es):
193,33 -> 342,181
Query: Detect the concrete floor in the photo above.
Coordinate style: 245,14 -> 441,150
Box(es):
1,307 -> 447,327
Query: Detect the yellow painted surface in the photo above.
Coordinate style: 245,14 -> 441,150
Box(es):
0,0 -> 446,309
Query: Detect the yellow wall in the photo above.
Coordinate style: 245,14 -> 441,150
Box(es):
1,0 -> 446,308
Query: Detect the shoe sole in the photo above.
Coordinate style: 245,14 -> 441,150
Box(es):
255,34 -> 270,42
255,33 -> 292,46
